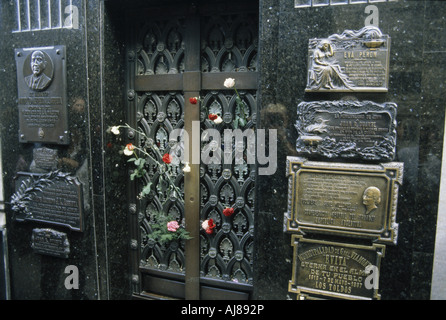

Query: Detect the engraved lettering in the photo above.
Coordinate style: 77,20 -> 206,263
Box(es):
292,238 -> 383,299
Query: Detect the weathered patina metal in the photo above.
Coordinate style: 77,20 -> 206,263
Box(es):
11,171 -> 84,232
295,100 -> 397,161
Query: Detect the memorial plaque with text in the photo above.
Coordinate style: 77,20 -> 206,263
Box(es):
305,26 -> 390,92
31,228 -> 70,259
15,46 -> 69,144
289,235 -> 385,300
11,172 -> 83,232
285,157 -> 403,244
295,100 -> 397,161
31,147 -> 59,171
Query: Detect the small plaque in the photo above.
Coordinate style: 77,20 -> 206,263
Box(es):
285,157 -> 403,244
31,228 -> 70,259
15,46 -> 68,144
295,100 -> 397,161
31,147 -> 59,171
305,26 -> 390,92
289,235 -> 385,300
11,171 -> 83,232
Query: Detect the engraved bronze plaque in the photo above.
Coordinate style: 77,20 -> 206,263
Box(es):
31,228 -> 70,259
11,172 -> 83,232
305,26 -> 390,92
295,100 -> 397,161
289,235 -> 385,300
285,157 -> 403,244
15,46 -> 69,144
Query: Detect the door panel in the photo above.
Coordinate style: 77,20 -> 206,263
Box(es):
127,1 -> 258,300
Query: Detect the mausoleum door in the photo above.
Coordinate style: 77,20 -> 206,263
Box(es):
126,2 -> 258,300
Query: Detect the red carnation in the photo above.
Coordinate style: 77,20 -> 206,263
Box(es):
223,207 -> 234,217
202,218 -> 216,235
162,153 -> 172,164
189,97 -> 198,104
208,114 -> 218,121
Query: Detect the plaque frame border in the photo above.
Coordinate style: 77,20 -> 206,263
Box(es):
288,234 -> 386,300
284,156 -> 403,244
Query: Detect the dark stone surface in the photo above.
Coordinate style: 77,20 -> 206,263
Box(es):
255,0 -> 446,300
0,0 -> 444,300
0,0 -> 128,299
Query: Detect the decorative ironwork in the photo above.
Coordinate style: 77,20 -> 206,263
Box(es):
131,8 -> 258,292
137,90 -> 186,273
137,20 -> 185,75
201,14 -> 258,73
199,90 -> 256,284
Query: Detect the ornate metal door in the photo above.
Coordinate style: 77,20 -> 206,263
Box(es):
126,1 -> 258,300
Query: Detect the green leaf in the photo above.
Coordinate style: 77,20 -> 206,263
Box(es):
141,182 -> 152,196
134,158 -> 146,167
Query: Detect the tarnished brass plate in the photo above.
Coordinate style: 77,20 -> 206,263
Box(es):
295,100 -> 397,161
15,46 -> 68,145
285,157 -> 403,244
289,235 -> 385,300
305,26 -> 390,92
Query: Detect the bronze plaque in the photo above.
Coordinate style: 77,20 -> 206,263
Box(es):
289,235 -> 385,300
305,26 -> 390,92
15,46 -> 69,145
295,100 -> 397,161
285,157 -> 403,244
31,228 -> 70,259
11,172 -> 83,232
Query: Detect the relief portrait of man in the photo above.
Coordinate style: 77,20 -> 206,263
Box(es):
362,186 -> 381,215
24,50 -> 53,91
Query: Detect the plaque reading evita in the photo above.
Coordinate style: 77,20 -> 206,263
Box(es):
11,171 -> 83,232
289,235 -> 385,300
295,100 -> 397,161
285,157 -> 403,244
305,26 -> 390,92
15,46 -> 69,145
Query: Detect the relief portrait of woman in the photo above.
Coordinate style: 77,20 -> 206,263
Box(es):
308,39 -> 352,90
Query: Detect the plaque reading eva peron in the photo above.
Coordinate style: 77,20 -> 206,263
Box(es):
15,46 -> 69,145
289,235 -> 385,300
285,157 -> 403,244
295,100 -> 397,161
305,26 -> 390,92
11,171 -> 84,232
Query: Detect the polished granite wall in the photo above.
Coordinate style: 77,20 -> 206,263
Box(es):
0,0 -> 444,300
0,0 -> 128,299
255,0 -> 446,299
